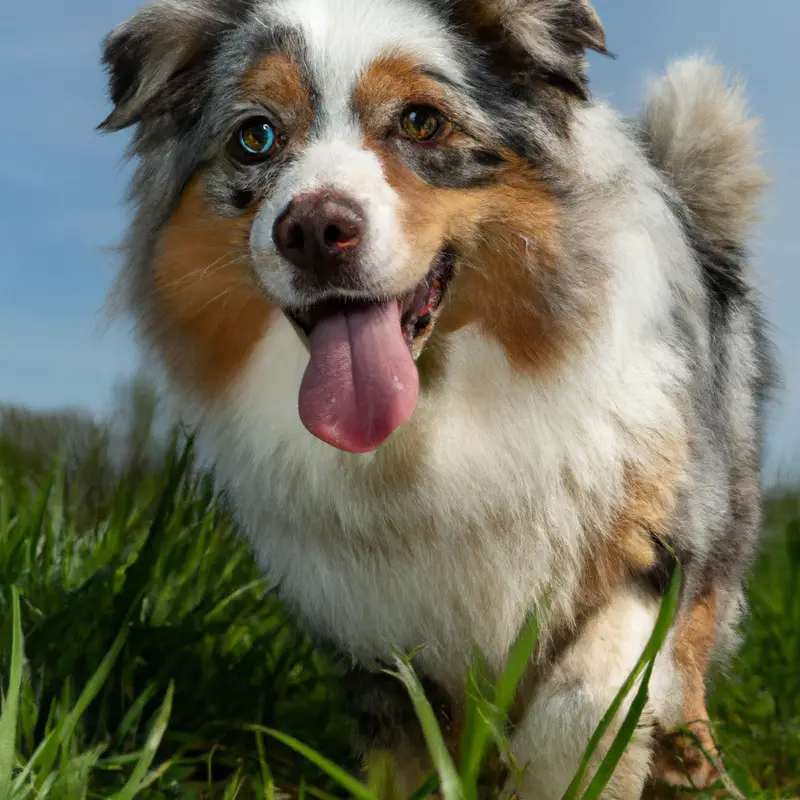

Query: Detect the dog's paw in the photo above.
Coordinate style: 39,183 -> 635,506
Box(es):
651,723 -> 722,792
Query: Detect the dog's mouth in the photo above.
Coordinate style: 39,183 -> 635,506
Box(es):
288,250 -> 454,359
285,249 -> 455,454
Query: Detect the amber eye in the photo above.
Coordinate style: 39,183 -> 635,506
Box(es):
399,105 -> 443,141
232,117 -> 280,161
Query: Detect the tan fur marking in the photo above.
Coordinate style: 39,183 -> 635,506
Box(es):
579,430 -> 686,613
508,448 -> 682,722
354,56 -> 465,142
355,56 -> 598,374
511,435 -> 688,730
153,177 -> 274,396
242,52 -> 314,136
652,588 -> 723,791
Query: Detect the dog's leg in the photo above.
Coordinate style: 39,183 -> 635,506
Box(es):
509,587 -> 678,800
648,457 -> 761,799
350,666 -> 459,797
649,584 -> 725,793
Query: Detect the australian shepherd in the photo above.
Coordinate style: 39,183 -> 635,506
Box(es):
99,0 -> 775,795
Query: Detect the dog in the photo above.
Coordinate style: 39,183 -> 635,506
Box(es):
99,0 -> 775,795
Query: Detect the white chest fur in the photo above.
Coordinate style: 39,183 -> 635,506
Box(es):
188,310 -> 682,686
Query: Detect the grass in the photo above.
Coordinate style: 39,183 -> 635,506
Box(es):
705,494 -> 800,796
0,436 -> 798,798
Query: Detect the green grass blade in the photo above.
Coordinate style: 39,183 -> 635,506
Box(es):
305,786 -> 350,800
113,683 -> 159,747
248,724 -> 376,800
458,653 -> 492,800
494,614 -> 541,716
408,772 -> 440,800
221,763 -> 244,800
561,560 -> 681,800
0,586 -> 24,798
113,438 -> 195,615
254,726 -> 272,799
48,741 -> 106,800
30,769 -> 56,798
203,578 -> 270,623
387,653 -> 462,800
579,658 -> 655,800
460,614 -> 541,797
12,728 -> 52,793
25,626 -> 127,790
107,681 -> 174,800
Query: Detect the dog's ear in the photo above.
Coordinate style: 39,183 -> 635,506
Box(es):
452,0 -> 609,100
98,0 -> 241,132
559,0 -> 608,57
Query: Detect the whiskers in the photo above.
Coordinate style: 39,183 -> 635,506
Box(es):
152,247 -> 270,326
156,249 -> 252,295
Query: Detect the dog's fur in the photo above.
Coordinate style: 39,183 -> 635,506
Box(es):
99,0 -> 775,795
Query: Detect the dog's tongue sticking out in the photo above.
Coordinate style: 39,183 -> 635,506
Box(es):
298,301 -> 419,453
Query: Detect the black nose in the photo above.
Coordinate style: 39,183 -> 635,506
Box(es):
272,191 -> 366,286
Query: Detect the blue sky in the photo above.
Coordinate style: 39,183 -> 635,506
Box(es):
1,0 -> 797,472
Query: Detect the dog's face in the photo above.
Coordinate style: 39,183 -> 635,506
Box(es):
101,0 -> 607,453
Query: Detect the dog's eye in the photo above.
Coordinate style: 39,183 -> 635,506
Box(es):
399,106 -> 443,141
232,117 -> 280,161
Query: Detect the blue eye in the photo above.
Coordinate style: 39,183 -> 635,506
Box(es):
235,117 -> 279,159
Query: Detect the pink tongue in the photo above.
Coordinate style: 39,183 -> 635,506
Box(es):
298,300 -> 419,453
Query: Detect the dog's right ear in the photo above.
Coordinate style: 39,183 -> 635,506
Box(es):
450,0 -> 609,101
98,0 -> 241,132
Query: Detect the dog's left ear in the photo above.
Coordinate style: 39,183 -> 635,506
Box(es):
453,0 -> 609,100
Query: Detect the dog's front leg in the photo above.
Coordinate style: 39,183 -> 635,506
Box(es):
509,587 -> 674,800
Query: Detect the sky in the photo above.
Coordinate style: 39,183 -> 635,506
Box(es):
1,0 -> 797,473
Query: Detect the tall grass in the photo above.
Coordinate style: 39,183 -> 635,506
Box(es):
0,442 -> 354,797
0,399 -> 797,797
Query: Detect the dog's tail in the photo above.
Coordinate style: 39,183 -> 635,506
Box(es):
639,57 -> 768,249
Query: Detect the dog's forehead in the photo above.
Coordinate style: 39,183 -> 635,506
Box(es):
261,0 -> 465,108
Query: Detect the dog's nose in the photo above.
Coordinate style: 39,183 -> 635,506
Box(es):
272,192 -> 365,284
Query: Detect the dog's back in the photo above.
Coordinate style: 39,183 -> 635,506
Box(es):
638,57 -> 774,649
626,57 -> 775,791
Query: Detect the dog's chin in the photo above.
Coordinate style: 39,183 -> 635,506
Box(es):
280,248 -> 455,454
284,247 -> 455,360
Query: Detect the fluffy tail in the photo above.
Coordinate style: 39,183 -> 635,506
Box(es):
639,57 -> 768,248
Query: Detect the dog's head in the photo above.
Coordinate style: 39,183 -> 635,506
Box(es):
101,0 -> 608,453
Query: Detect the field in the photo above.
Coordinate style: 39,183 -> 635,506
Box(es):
0,395 -> 797,799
